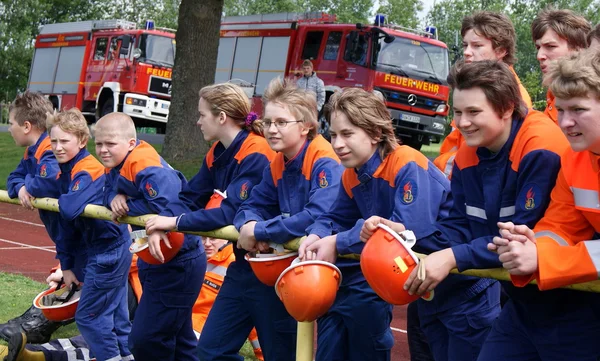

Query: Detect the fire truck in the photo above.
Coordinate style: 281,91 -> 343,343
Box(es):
217,12 -> 450,149
27,19 -> 175,132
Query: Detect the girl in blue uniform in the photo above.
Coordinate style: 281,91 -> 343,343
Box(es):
299,87 -> 452,361
144,83 -> 278,361
47,109 -> 132,361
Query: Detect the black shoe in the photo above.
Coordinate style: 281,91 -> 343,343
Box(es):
0,305 -> 43,342
5,330 -> 25,361
0,310 -> 63,344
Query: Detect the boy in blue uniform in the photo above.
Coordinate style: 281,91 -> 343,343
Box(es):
47,109 -> 132,361
4,92 -> 86,343
143,83 -> 276,361
95,112 -> 206,361
231,78 -> 343,359
378,61 -> 569,360
299,88 -> 452,361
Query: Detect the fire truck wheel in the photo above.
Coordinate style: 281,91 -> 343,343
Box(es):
100,99 -> 114,118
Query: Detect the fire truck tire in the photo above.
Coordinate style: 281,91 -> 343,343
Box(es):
100,99 -> 114,118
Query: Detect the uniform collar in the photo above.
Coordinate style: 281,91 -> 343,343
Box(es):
114,139 -> 147,172
59,148 -> 89,173
209,243 -> 233,263
355,149 -> 382,183
284,139 -> 309,170
590,151 -> 600,173
212,130 -> 249,168
476,115 -> 524,160
28,132 -> 48,156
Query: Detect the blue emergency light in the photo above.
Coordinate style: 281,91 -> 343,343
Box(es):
425,26 -> 437,38
145,20 -> 155,30
374,14 -> 386,26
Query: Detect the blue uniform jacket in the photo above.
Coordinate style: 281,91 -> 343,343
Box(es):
176,130 -> 275,262
234,135 -> 343,244
6,133 -> 81,270
57,149 -> 130,257
307,146 -> 452,285
419,110 -> 572,310
104,140 -> 202,260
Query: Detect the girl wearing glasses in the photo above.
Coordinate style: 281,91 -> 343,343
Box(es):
143,83 -> 278,359
298,87 -> 452,361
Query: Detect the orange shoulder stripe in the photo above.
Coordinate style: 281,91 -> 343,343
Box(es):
205,142 -> 218,170
301,135 -> 340,180
270,153 -> 285,186
509,110 -> 569,172
454,145 -> 479,170
234,133 -> 277,164
374,146 -> 429,187
120,141 -> 163,182
342,169 -> 360,198
34,137 -> 53,162
72,155 -> 104,182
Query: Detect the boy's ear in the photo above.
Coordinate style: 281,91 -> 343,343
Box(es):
300,122 -> 310,137
22,120 -> 32,134
218,111 -> 227,124
128,138 -> 136,151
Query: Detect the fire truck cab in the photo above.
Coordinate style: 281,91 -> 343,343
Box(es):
217,12 -> 450,149
28,19 -> 175,132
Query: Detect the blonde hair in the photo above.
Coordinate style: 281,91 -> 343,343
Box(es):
547,49 -> 600,99
199,83 -> 262,134
262,77 -> 319,139
531,8 -> 590,49
95,113 -> 137,141
46,108 -> 90,143
9,91 -> 53,131
325,88 -> 398,159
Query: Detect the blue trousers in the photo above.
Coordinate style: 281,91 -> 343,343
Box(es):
407,302 -> 434,361
477,298 -> 600,361
419,285 -> 500,361
315,279 -> 394,361
129,249 -> 205,361
197,262 -> 297,361
75,241 -> 132,361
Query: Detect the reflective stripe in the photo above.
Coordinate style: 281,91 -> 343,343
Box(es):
584,241 -> 600,278
443,155 -> 455,177
535,231 -> 569,246
42,343 -> 57,351
58,338 -> 75,351
206,264 -> 228,277
195,330 -> 201,340
81,348 -> 90,361
571,187 -> 600,210
466,205 -> 487,220
105,356 -> 122,361
499,206 -> 515,218
251,339 -> 261,349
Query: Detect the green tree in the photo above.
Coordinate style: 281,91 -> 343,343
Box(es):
376,0 -> 423,28
162,0 -> 223,162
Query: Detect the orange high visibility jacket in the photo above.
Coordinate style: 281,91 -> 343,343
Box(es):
433,67 -> 533,177
544,90 -> 558,125
511,148 -> 600,290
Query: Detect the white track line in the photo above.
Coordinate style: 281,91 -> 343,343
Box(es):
0,246 -> 55,251
391,327 -> 407,334
0,216 -> 44,227
0,238 -> 56,253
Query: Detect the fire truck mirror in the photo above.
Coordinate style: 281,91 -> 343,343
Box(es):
119,36 -> 132,55
133,48 -> 142,59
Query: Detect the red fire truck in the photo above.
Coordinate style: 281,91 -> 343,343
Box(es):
28,19 -> 175,132
218,12 -> 450,149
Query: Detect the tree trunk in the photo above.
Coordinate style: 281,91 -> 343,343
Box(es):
162,0 -> 223,162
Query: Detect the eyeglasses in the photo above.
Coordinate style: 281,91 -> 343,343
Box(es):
261,120 -> 304,129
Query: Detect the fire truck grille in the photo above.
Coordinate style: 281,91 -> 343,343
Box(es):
375,87 -> 443,112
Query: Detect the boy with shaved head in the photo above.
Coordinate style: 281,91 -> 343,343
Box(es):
95,113 -> 206,361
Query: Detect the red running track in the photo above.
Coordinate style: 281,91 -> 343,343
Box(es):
0,202 -> 410,360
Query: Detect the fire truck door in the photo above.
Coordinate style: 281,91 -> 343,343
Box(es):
85,36 -> 109,101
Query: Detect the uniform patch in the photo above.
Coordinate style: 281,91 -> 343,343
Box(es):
144,180 -> 159,198
239,181 -> 250,200
39,164 -> 48,178
401,179 -> 418,204
72,179 -> 82,192
317,168 -> 332,188
519,183 -> 541,211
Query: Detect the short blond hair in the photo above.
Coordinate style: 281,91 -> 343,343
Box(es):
531,8 -> 590,49
46,108 -> 90,143
547,49 -> 600,99
9,91 -> 53,131
95,113 -> 137,141
325,87 -> 397,159
199,83 -> 262,135
262,77 -> 319,139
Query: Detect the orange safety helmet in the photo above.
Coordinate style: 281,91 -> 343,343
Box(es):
130,230 -> 185,265
275,258 -> 342,322
205,189 -> 226,209
33,283 -> 80,322
360,224 -> 433,305
245,251 -> 298,286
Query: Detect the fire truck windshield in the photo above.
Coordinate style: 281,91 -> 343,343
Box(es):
375,36 -> 449,85
139,34 -> 176,68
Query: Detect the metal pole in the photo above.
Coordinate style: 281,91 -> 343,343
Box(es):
296,321 -> 315,361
